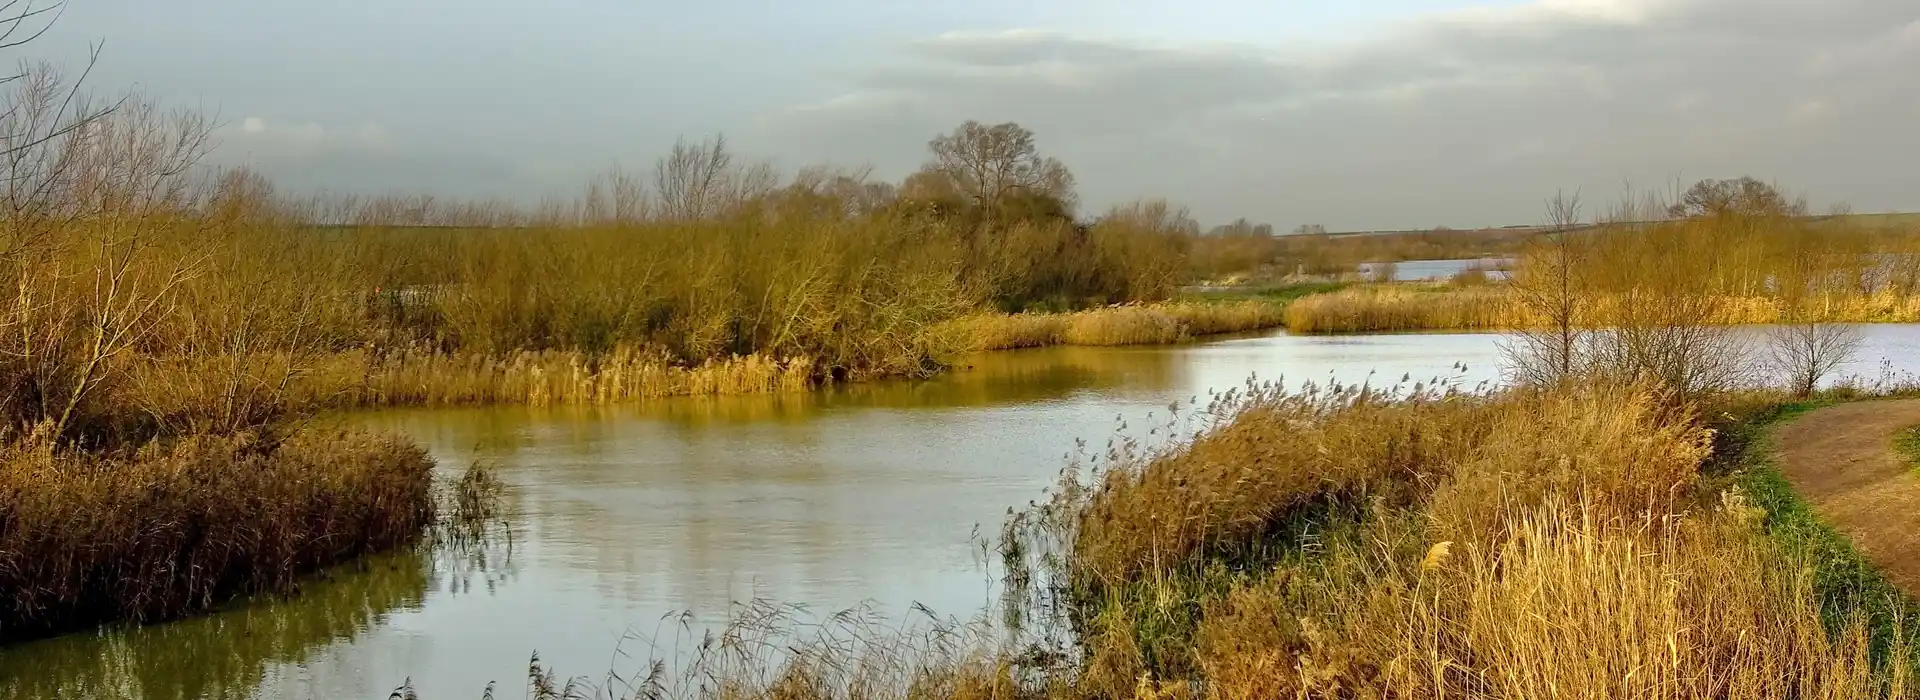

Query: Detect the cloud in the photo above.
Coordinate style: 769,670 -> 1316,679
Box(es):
755,0 -> 1920,229
210,116 -> 539,198
223,116 -> 385,159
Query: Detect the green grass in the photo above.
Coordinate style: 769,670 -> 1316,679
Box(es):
1176,280 -> 1352,305
1895,424 -> 1920,471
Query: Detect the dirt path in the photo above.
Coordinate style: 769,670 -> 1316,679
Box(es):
1775,399 -> 1920,593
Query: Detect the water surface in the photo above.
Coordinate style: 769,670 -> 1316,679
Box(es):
1359,257 -> 1513,281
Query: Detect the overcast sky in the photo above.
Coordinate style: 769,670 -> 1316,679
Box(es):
35,0 -> 1920,230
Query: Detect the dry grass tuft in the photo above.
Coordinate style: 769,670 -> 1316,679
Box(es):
1066,380 -> 1489,590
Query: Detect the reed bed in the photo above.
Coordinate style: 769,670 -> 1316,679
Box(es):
947,301 -> 1288,352
1283,285 -> 1525,334
0,428 -> 436,641
320,346 -> 818,407
292,299 -> 1284,410
1186,501 -> 1912,699
1283,284 -> 1920,334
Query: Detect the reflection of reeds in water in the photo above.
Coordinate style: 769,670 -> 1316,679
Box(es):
0,461 -> 515,700
0,550 -> 430,700
389,599 -> 1050,700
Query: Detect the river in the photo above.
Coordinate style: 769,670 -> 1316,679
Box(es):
5,326 -> 1920,699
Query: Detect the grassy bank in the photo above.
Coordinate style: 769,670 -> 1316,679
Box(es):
1897,422 -> 1920,470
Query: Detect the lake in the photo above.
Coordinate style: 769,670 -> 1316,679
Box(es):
6,326 -> 1920,699
1358,257 -> 1514,282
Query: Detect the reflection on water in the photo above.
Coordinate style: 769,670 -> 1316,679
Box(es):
0,552 -> 429,700
8,326 -> 1920,699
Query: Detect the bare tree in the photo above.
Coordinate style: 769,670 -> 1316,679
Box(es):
1091,199 -> 1197,301
652,134 -> 776,222
1501,190 -> 1592,385
1585,187 -> 1756,402
925,120 -> 1076,221
781,164 -> 897,219
1766,226 -> 1862,396
1766,323 -> 1862,397
654,134 -> 734,221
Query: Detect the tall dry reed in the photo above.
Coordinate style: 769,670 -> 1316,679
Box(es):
328,346 -> 818,407
1192,500 -> 1913,699
993,380 -> 1914,698
1282,285 -> 1523,334
947,301 -> 1288,353
0,427 -> 435,641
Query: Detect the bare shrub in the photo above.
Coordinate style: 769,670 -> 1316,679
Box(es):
1766,322 -> 1863,396
1502,190 -> 1595,386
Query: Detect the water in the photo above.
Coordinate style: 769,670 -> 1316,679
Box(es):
6,326 -> 1920,699
1358,257 -> 1514,282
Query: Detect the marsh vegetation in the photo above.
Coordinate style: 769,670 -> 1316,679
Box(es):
3,5 -> 1920,699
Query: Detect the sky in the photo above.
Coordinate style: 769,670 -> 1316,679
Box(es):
32,0 -> 1920,230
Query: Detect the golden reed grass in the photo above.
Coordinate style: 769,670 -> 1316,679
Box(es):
315,345 -> 817,407
992,381 -> 1919,699
1188,501 -> 1911,699
0,427 -> 434,641
945,301 -> 1288,352
281,301 -> 1279,409
1282,284 -> 1920,334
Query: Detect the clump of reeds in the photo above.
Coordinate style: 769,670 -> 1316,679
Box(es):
1064,379 -> 1493,589
335,345 -> 821,407
1282,284 -> 1527,333
947,301 -> 1288,353
1060,306 -> 1189,346
1191,498 -> 1915,699
0,426 -> 436,641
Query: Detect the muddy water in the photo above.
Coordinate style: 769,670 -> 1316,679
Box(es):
5,326 -> 1920,699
